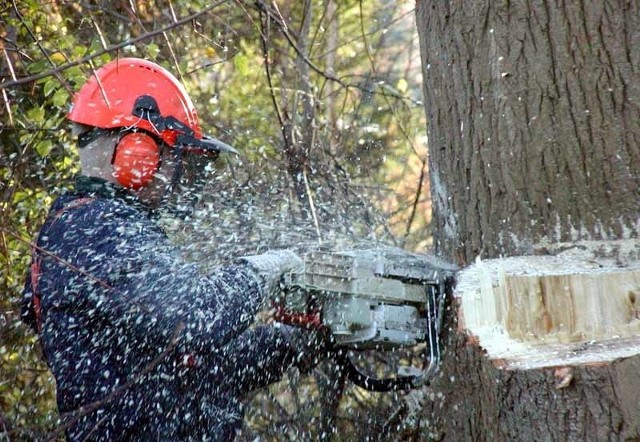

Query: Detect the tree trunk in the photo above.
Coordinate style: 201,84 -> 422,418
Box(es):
424,331 -> 640,441
417,0 -> 639,264
414,1 -> 640,440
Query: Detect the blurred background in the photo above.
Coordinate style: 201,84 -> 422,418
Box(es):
1,1 -> 432,439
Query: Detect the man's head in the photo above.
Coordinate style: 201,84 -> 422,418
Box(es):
75,126 -> 182,207
68,58 -> 237,206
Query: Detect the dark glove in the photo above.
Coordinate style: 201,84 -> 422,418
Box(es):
280,324 -> 334,374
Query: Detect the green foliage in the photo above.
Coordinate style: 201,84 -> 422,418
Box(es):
2,2 -> 82,437
1,0 -> 428,438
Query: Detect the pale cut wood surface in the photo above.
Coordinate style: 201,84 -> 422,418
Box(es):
456,240 -> 640,369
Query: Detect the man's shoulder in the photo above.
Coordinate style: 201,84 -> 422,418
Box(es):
49,193 -> 142,222
39,195 -> 168,267
42,193 -> 158,245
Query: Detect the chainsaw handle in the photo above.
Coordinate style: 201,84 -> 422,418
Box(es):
340,353 -> 419,392
273,304 -> 324,329
340,283 -> 443,392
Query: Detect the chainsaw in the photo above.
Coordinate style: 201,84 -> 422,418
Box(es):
277,248 -> 457,392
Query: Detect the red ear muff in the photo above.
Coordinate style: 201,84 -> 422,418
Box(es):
112,132 -> 160,190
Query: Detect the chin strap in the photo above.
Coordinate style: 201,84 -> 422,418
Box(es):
169,146 -> 184,190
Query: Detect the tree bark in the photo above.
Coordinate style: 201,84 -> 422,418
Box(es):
415,1 -> 640,440
425,331 -> 640,441
417,0 -> 639,264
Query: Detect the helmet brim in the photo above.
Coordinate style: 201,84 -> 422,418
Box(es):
176,134 -> 240,156
200,136 -> 240,155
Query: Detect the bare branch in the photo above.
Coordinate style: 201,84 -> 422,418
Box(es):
2,88 -> 13,125
162,31 -> 184,85
253,0 -> 345,88
2,228 -> 113,291
303,170 -> 322,244
253,0 -> 420,106
87,59 -> 110,108
89,16 -> 108,51
255,5 -> 286,142
10,0 -> 73,94
403,157 -> 428,243
0,1 -> 229,90
1,47 -> 17,81
2,227 -> 154,315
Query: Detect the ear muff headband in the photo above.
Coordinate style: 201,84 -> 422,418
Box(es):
112,132 -> 160,190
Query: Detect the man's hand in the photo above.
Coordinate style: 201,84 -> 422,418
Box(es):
238,250 -> 303,300
280,324 -> 335,374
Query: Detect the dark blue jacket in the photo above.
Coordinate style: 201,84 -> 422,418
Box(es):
22,176 -> 304,441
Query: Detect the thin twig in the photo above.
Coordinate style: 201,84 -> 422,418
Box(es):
302,170 -> 322,244
124,0 -> 148,33
253,0 -> 419,106
358,0 -> 427,246
2,228 -> 112,291
163,31 -> 184,85
1,47 -> 17,81
254,0 -> 344,87
167,0 -> 178,23
2,89 -> 13,125
404,157 -> 428,241
256,6 -> 286,138
80,414 -> 108,442
11,0 -> 73,94
5,226 -> 160,317
90,16 -> 108,50
0,0 -> 228,90
359,1 -> 422,158
87,59 -> 110,109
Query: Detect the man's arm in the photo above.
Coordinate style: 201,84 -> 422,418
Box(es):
214,324 -> 332,395
37,198 -> 286,352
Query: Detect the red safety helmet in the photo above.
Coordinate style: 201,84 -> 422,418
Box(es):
68,57 -> 237,189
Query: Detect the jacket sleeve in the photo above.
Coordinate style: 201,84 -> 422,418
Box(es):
217,325 -> 297,394
214,324 -> 333,395
37,198 -> 267,352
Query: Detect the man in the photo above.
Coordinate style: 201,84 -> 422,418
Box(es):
22,58 -> 330,441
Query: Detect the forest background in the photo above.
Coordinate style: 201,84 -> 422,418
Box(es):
1,1 -> 432,440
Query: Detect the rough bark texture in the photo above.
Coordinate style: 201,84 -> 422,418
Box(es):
417,0 -> 639,264
423,326 -> 640,441
414,1 -> 640,440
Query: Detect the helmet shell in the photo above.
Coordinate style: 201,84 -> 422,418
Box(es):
67,58 -> 202,146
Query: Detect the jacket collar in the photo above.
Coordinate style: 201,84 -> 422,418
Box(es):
74,175 -> 155,216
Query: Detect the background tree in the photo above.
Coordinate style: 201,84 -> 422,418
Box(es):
414,1 -> 640,440
1,1 -> 428,439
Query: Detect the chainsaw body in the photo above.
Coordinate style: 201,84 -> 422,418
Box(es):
278,248 -> 457,391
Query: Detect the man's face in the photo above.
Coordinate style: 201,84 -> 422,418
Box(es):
135,147 -> 179,208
